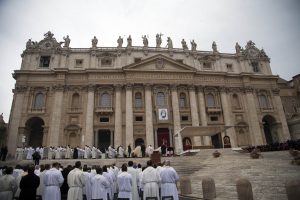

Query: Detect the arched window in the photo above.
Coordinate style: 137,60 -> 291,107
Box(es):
232,94 -> 240,109
71,93 -> 80,108
259,95 -> 268,108
156,92 -> 165,106
33,93 -> 44,109
179,93 -> 187,108
135,92 -> 143,108
100,93 -> 111,107
206,93 -> 215,107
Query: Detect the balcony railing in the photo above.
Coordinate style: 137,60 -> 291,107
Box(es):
206,106 -> 222,113
68,107 -> 82,113
95,106 -> 113,114
28,108 -> 45,114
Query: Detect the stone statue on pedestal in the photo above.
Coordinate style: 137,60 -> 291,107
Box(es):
156,33 -> 162,48
26,39 -> 32,49
181,39 -> 188,50
117,36 -> 123,48
92,36 -> 98,48
127,35 -> 132,47
235,42 -> 241,54
142,35 -> 148,47
191,40 -> 197,51
63,35 -> 70,48
167,37 -> 173,49
212,41 -> 218,53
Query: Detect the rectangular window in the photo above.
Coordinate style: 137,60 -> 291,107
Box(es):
134,58 -> 142,63
39,56 -> 51,67
181,116 -> 189,121
210,116 -> 218,121
100,116 -> 109,122
135,116 -> 143,122
251,62 -> 260,72
101,58 -> 112,66
203,62 -> 212,69
226,64 -> 233,72
75,59 -> 83,67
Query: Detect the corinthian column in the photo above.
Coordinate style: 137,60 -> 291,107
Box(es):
48,84 -> 64,147
272,88 -> 290,141
197,86 -> 210,145
7,86 -> 26,156
85,84 -> 95,146
244,87 -> 264,145
114,85 -> 122,147
125,84 -> 133,147
220,87 -> 237,147
188,85 -> 201,145
145,84 -> 154,146
171,85 -> 182,154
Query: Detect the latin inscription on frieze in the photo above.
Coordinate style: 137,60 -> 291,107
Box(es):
89,74 -> 124,79
126,72 -> 193,80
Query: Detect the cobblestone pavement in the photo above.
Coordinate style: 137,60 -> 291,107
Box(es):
187,149 -> 300,200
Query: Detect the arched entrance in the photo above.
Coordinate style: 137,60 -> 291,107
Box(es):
211,133 -> 222,148
25,117 -> 44,148
157,128 -> 170,147
262,115 -> 278,144
135,138 -> 144,147
98,129 -> 111,151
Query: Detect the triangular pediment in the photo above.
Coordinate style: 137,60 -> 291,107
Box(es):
122,54 -> 196,72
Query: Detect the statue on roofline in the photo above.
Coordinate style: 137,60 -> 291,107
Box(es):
92,36 -> 98,48
142,35 -> 148,47
63,35 -> 70,48
156,33 -> 162,48
117,36 -> 123,48
127,35 -> 132,47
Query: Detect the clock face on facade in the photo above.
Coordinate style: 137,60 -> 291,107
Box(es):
249,48 -> 258,57
44,42 -> 52,49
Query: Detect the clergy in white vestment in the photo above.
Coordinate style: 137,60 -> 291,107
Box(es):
160,161 -> 179,200
0,167 -> 17,200
44,162 -> 64,200
141,160 -> 161,200
37,164 -> 50,199
91,167 -> 110,200
102,165 -> 114,200
133,146 -> 142,157
127,161 -> 139,200
65,146 -> 71,159
14,166 -> 28,199
84,171 -> 95,200
108,166 -> 117,197
67,161 -> 85,200
117,164 -> 133,200
26,147 -> 34,160
108,145 -> 116,158
91,146 -> 97,159
146,145 -> 154,157
118,146 -> 125,158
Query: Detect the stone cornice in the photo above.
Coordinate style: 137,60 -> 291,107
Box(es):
52,84 -> 65,92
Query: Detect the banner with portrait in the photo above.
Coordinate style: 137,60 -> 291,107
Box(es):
158,108 -> 168,120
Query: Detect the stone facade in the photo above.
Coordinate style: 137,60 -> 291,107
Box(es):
6,32 -> 291,155
278,74 -> 300,140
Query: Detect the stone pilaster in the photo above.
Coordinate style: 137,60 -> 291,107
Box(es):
188,85 -> 201,145
125,84 -> 133,147
220,87 -> 237,147
272,88 -> 291,141
114,85 -> 122,147
171,85 -> 183,154
48,84 -> 65,147
244,87 -> 264,145
7,86 -> 27,156
145,84 -> 154,146
60,52 -> 68,68
197,86 -> 210,145
85,84 -> 95,146
90,51 -> 97,68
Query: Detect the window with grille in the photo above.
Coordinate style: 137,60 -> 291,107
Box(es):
206,93 -> 216,107
179,93 -> 187,108
156,92 -> 165,106
135,92 -> 143,108
100,93 -> 111,107
34,93 -> 44,109
259,95 -> 269,108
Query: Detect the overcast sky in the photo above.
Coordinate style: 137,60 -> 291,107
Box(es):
0,0 -> 299,122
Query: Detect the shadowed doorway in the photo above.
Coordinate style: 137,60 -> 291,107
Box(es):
25,117 -> 44,148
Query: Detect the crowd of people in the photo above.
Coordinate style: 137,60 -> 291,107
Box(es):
0,159 -> 179,200
242,139 -> 300,152
13,143 -> 174,164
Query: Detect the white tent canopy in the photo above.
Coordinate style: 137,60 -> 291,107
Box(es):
178,126 -> 233,137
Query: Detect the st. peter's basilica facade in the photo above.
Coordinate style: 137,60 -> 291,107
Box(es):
6,32 -> 291,155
